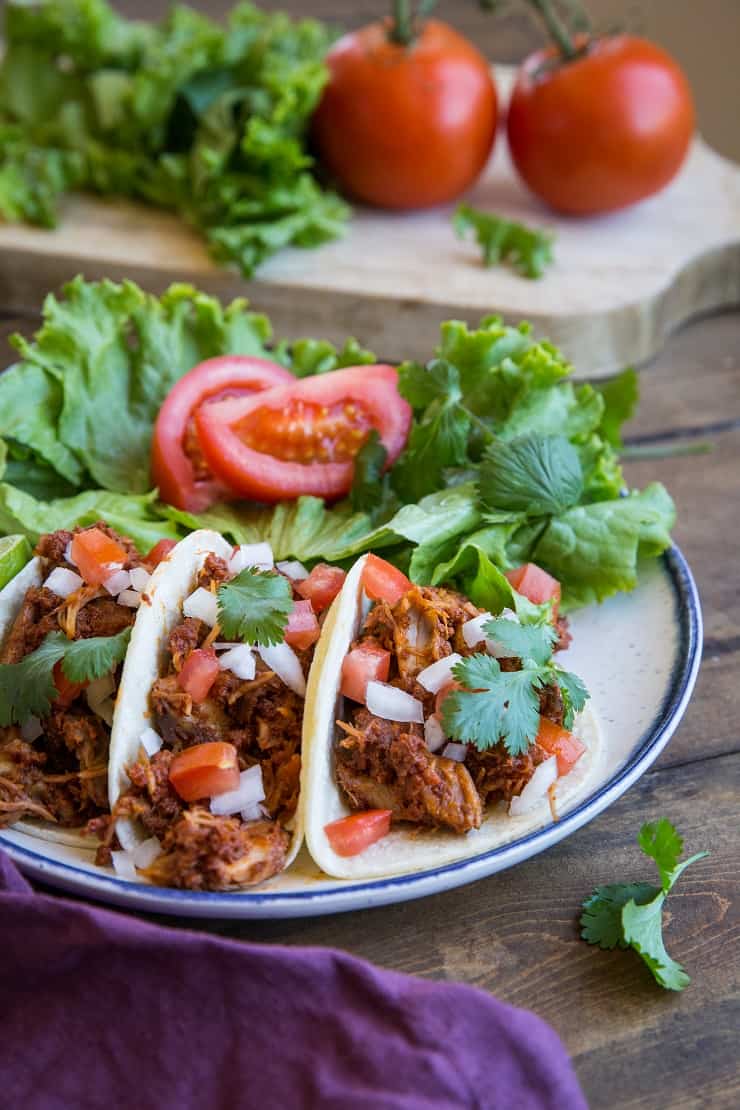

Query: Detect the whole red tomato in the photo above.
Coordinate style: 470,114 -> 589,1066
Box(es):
507,36 -> 695,215
312,19 -> 498,210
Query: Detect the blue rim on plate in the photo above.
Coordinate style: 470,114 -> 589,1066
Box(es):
1,545 -> 702,919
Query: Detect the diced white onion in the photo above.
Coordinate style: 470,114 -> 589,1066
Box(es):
128,566 -> 151,592
183,586 -> 218,626
509,756 -> 558,817
111,850 -> 138,880
218,644 -> 256,681
86,674 -> 116,724
257,641 -> 306,697
228,542 -> 274,576
366,681 -> 424,724
499,607 -> 519,622
462,611 -> 492,649
417,653 -> 462,694
133,836 -> 162,869
44,567 -> 83,598
210,765 -> 265,817
442,742 -> 468,763
424,715 -> 447,753
21,717 -> 43,742
139,727 -> 163,757
240,801 -> 266,822
276,559 -> 309,581
117,589 -> 141,609
64,540 -> 76,566
103,568 -> 131,596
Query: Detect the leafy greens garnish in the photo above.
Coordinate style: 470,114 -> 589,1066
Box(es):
217,567 -> 293,646
479,434 -> 584,517
0,0 -> 347,277
454,204 -> 555,279
581,818 -> 708,991
0,627 -> 132,726
440,617 -> 588,755
350,430 -> 397,520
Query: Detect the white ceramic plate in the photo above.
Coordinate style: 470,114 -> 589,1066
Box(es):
0,547 -> 701,919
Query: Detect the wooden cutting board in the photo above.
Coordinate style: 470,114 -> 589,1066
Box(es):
1,67 -> 738,377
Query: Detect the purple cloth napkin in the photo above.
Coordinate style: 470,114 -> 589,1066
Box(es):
0,851 -> 585,1109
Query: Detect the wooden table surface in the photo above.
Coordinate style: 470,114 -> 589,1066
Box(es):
2,3 -> 739,1107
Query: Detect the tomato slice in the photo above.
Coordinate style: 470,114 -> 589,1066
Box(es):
177,648 -> 220,703
340,643 -> 391,703
52,661 -> 87,707
296,564 -> 346,613
505,562 -> 561,616
145,539 -> 178,569
284,600 -> 321,651
361,554 -> 412,606
168,741 -> 240,802
194,364 -> 411,503
535,717 -> 585,776
324,809 -> 392,857
151,355 -> 294,513
71,528 -> 129,586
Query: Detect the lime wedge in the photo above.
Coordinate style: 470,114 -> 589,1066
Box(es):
0,534 -> 33,591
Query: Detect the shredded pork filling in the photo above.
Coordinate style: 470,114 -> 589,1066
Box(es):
105,554 -> 307,890
336,585 -> 569,835
0,525 -> 145,830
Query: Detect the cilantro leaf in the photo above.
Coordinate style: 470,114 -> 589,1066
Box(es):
480,434 -> 584,517
58,627 -> 132,684
621,894 -> 690,991
217,567 -> 293,646
443,654 -> 544,756
555,668 -> 590,729
0,626 -> 132,725
398,359 -> 462,410
580,882 -> 661,949
484,616 -> 556,666
392,399 -> 471,503
454,204 -> 555,279
0,636 -> 66,726
580,819 -> 708,991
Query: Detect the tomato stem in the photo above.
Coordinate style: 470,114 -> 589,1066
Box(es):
523,0 -> 580,60
389,0 -> 438,46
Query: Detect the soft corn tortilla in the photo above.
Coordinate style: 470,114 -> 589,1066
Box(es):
110,529 -> 308,877
302,555 -> 606,881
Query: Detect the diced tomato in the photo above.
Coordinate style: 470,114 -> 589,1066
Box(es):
177,648 -> 220,703
296,564 -> 346,613
340,643 -> 391,703
52,661 -> 87,707
535,717 -> 585,776
145,538 -> 178,568
361,553 -> 412,606
71,528 -> 128,586
151,355 -> 294,512
324,809 -> 392,857
285,600 -> 321,651
505,562 -> 561,617
168,741 -> 240,802
435,680 -> 463,717
194,364 -> 411,503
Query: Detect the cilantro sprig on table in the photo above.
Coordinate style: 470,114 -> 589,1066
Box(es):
454,204 -> 555,279
217,567 -> 293,646
0,627 -> 131,726
581,818 -> 708,991
440,616 -> 588,755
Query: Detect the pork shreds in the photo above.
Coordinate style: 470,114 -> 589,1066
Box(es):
0,524 -> 139,828
336,583 -> 574,833
108,565 -> 312,889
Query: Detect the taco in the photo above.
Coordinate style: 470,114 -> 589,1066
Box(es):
106,530 -> 345,890
0,524 -> 169,848
303,555 -> 604,879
